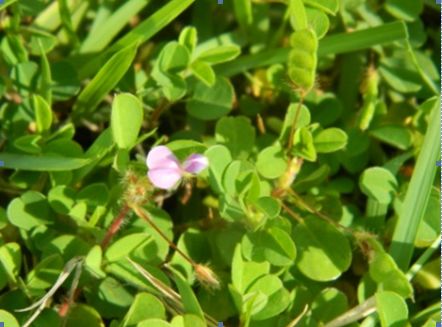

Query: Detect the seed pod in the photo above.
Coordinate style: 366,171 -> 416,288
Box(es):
358,67 -> 379,131
288,28 -> 318,92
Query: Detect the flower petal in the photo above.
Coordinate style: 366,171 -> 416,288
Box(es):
146,146 -> 180,170
148,168 -> 182,190
183,154 -> 209,174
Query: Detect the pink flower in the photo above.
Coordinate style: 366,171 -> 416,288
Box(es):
146,146 -> 208,190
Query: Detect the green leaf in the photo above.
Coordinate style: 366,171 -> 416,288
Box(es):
293,127 -> 317,162
111,93 -> 143,150
0,243 -> 21,284
305,7 -> 330,39
256,145 -> 288,179
73,43 -> 138,117
0,153 -> 91,171
14,135 -> 42,154
215,116 -> 256,159
311,288 -> 348,323
415,187 -> 440,247
77,183 -> 109,207
233,0 -> 253,31
138,319 -> 171,327
289,0 -> 308,31
122,293 -> 166,326
65,304 -> 105,327
414,258 -> 440,290
105,233 -> 154,262
0,310 -> 20,327
173,273 -> 205,321
167,140 -> 207,160
84,245 -> 105,278
179,26 -> 198,53
254,197 -> 281,219
359,167 -> 398,204
26,254 -> 63,293
376,291 -> 408,327
304,0 -> 339,15
169,229 -> 209,282
87,277 -> 134,317
370,125 -> 412,150
157,42 -> 190,72
7,191 -> 52,230
152,69 -> 187,101
385,0 -> 423,22
246,274 -> 291,320
205,145 -> 232,194
190,60 -> 215,87
186,77 -> 234,120
48,185 -> 76,214
57,0 -> 79,47
198,45 -> 241,64
313,127 -> 348,153
279,103 -> 311,142
294,216 -> 352,281
231,245 -> 270,294
242,227 -> 296,266
379,51 -> 423,94
367,238 -> 413,298
170,314 -> 206,327
32,95 -> 52,133
222,160 -> 255,197
37,41 -> 52,104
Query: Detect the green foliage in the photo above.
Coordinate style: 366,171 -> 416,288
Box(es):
111,93 -> 143,150
0,0 -> 438,326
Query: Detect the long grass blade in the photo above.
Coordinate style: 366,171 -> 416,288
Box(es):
80,0 -> 151,53
77,0 -> 195,79
72,43 -> 138,118
389,97 -> 441,270
216,21 -> 408,77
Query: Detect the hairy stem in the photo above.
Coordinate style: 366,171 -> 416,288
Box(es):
101,203 -> 130,249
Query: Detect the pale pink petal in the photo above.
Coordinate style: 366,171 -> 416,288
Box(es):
146,146 -> 180,170
183,154 -> 209,174
148,168 -> 182,190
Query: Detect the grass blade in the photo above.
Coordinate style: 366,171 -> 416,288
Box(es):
216,21 -> 408,77
57,0 -> 79,47
72,43 -> 138,118
389,97 -> 441,270
0,153 -> 91,171
111,0 -> 195,51
80,0 -> 151,53
33,0 -> 80,32
318,21 -> 407,56
77,0 -> 195,79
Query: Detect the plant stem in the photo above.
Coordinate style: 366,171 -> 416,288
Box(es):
280,202 -> 303,223
324,296 -> 376,327
131,204 -> 197,267
286,188 -> 356,234
101,203 -> 130,249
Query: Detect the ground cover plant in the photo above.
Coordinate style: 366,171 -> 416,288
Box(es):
0,0 -> 440,326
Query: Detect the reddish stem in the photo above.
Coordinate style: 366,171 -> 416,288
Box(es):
101,204 -> 130,249
131,204 -> 197,267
